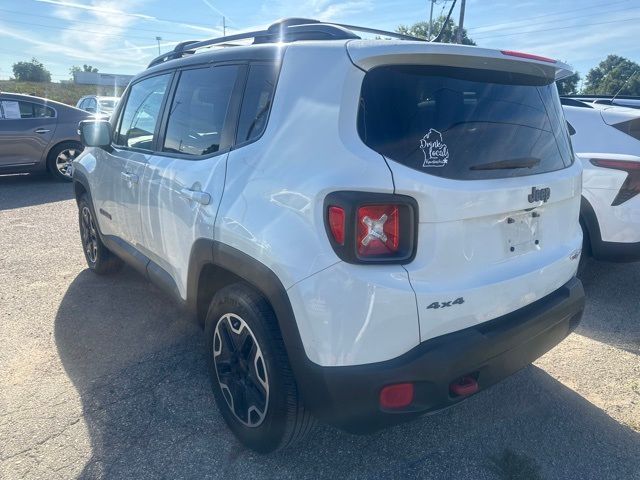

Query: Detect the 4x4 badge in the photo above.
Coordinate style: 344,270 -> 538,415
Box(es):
528,186 -> 551,203
420,129 -> 449,168
427,297 -> 465,309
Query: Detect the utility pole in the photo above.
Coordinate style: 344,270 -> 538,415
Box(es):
427,0 -> 435,38
456,0 -> 466,44
155,36 -> 162,55
223,16 -> 226,36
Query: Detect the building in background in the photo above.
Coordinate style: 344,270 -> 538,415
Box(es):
73,72 -> 133,88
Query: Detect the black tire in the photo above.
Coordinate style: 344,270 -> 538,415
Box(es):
47,141 -> 83,182
205,283 -> 315,453
78,194 -> 123,275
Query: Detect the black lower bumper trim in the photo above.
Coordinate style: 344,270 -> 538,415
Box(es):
294,277 -> 585,433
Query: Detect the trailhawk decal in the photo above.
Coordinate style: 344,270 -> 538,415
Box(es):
420,129 -> 449,168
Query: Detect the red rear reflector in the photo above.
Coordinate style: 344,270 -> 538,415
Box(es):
501,50 -> 557,63
380,383 -> 414,409
449,376 -> 479,397
328,206 -> 345,245
357,205 -> 400,256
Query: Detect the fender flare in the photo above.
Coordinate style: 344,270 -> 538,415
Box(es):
72,170 -> 92,204
186,240 -> 319,400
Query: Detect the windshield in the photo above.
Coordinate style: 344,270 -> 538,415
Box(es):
98,99 -> 117,112
358,65 -> 574,179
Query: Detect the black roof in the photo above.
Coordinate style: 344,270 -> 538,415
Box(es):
143,42 -> 284,78
144,17 -> 424,73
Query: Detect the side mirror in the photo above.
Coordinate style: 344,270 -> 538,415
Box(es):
567,121 -> 576,136
79,119 -> 112,147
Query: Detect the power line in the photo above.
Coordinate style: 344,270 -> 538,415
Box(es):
474,15 -> 640,41
0,17 -> 185,42
0,7 -> 220,38
470,5 -> 639,37
468,0 -> 632,30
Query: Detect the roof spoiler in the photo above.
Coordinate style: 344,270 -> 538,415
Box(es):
147,17 -> 426,68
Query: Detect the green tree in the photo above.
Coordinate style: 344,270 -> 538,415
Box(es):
397,16 -> 476,45
583,55 -> 640,95
69,64 -> 99,78
12,58 -> 51,82
556,71 -> 581,95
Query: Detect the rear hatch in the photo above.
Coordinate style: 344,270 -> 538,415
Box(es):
350,41 -> 583,342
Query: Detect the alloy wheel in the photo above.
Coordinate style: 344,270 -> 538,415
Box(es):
213,313 -> 269,428
80,206 -> 98,263
55,148 -> 81,178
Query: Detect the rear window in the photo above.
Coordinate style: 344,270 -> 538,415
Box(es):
358,65 -> 574,180
613,118 -> 640,141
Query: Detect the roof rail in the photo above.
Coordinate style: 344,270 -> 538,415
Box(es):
147,18 -> 425,68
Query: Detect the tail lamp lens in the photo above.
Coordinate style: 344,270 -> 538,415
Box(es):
324,192 -> 416,264
357,205 -> 400,256
328,206 -> 345,245
590,158 -> 640,206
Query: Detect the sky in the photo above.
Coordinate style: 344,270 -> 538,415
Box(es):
0,0 -> 639,87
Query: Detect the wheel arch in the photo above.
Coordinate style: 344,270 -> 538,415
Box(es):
188,240 -> 310,381
72,170 -> 91,205
45,139 -> 83,173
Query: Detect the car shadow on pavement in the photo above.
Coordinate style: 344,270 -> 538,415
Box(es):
578,260 -> 640,355
55,268 -> 640,480
0,174 -> 73,211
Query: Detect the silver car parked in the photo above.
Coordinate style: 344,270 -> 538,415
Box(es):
76,95 -> 119,118
0,92 -> 91,181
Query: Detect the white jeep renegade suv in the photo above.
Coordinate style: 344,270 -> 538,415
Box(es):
73,19 -> 585,452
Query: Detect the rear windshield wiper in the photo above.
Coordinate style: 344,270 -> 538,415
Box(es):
470,157 -> 541,170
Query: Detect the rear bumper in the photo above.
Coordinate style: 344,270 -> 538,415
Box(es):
294,277 -> 585,433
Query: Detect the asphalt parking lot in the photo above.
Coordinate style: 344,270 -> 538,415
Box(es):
0,174 -> 639,480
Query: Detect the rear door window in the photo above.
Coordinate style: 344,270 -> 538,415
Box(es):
162,65 -> 239,156
358,65 -> 573,180
115,73 -> 171,151
0,100 -> 54,119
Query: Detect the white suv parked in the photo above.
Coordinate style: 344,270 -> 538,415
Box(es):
580,153 -> 640,261
562,100 -> 640,261
73,19 -> 585,452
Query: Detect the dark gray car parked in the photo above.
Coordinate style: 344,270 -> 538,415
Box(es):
0,92 -> 91,181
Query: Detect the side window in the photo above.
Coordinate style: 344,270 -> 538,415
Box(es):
18,102 -> 35,118
0,101 -> 22,119
115,74 -> 171,150
163,65 -> 239,156
236,63 -> 277,144
0,101 -> 53,119
32,103 -> 55,118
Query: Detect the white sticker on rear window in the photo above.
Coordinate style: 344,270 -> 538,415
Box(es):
420,129 -> 449,167
1,101 -> 21,119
